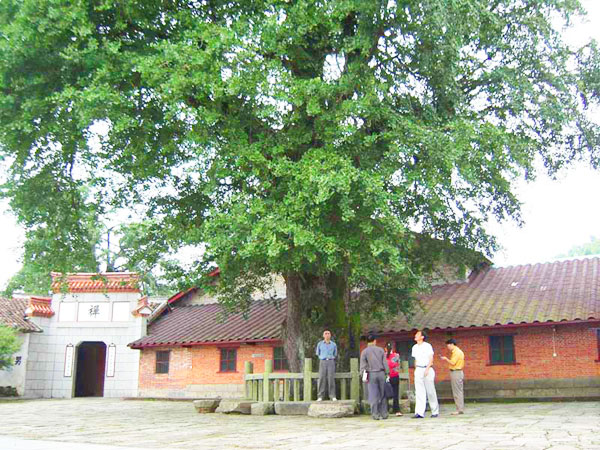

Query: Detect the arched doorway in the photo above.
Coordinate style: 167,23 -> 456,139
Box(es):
74,341 -> 106,397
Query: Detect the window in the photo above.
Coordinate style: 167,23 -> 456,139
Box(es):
597,329 -> 600,360
489,335 -> 516,364
394,340 -> 414,368
220,348 -> 237,372
273,347 -> 289,371
155,351 -> 170,374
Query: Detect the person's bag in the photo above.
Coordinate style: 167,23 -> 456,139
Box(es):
362,371 -> 369,382
384,381 -> 394,399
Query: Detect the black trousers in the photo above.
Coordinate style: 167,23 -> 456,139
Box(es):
388,376 -> 400,412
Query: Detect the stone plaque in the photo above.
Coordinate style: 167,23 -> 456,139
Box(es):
64,344 -> 74,377
106,344 -> 116,377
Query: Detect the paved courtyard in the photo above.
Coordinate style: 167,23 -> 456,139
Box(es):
0,398 -> 598,449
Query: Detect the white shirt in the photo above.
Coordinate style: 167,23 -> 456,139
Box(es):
411,342 -> 434,367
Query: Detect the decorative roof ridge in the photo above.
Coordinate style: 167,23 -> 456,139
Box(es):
493,256 -> 600,271
51,271 -> 141,293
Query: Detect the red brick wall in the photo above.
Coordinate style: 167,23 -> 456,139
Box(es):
138,343 -> 283,391
379,322 -> 600,382
138,323 -> 600,394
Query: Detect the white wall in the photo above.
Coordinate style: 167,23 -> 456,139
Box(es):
0,332 -> 30,396
24,292 -> 145,399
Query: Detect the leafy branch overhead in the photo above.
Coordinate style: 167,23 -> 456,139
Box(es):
1,0 -> 599,364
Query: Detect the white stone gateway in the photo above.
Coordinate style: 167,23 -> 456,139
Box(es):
21,272 -> 152,398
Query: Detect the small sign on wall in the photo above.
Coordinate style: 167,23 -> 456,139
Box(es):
64,344 -> 74,377
106,344 -> 116,377
251,353 -> 265,358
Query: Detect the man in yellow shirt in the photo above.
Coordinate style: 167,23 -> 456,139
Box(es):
440,338 -> 465,415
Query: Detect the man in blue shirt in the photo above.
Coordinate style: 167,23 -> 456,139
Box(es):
315,329 -> 337,401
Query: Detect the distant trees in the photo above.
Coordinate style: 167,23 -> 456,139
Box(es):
558,237 -> 600,258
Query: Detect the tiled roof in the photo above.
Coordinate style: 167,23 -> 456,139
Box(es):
369,258 -> 600,333
0,298 -> 43,332
129,299 -> 286,348
28,296 -> 54,317
51,272 -> 140,293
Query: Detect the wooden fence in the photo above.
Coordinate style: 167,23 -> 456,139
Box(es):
244,358 -> 410,403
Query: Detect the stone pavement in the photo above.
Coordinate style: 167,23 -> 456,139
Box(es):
0,398 -> 598,449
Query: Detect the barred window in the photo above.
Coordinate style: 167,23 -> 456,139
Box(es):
273,347 -> 289,371
155,351 -> 170,374
395,340 -> 414,368
489,335 -> 516,364
220,348 -> 237,372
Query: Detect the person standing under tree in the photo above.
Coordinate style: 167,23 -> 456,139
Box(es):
360,334 -> 390,420
440,338 -> 465,415
385,342 -> 403,416
411,329 -> 440,418
316,329 -> 337,401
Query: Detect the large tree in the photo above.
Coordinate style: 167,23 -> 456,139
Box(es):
1,1 -> 599,369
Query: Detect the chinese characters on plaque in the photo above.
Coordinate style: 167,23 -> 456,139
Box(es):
89,305 -> 100,317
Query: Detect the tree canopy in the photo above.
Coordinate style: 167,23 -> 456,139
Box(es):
1,0 -> 599,366
0,325 -> 20,370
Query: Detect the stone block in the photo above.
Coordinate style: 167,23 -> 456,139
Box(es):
308,402 -> 354,418
532,378 -> 564,389
215,400 -> 255,414
193,399 -> 221,413
251,402 -> 274,416
361,400 -> 370,415
400,399 -> 412,414
274,401 -> 311,415
572,377 -> 600,388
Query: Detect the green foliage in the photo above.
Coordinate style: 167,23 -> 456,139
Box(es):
0,325 -> 21,370
0,1 -> 599,324
558,236 -> 600,258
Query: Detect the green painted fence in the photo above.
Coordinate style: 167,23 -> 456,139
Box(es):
244,358 -> 410,403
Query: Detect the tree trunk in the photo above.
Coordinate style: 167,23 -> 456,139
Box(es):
282,272 -> 305,372
282,271 -> 360,372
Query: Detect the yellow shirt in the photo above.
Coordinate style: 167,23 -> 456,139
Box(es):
448,346 -> 465,370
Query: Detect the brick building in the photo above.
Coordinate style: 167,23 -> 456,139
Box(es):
131,258 -> 600,400
130,288 -> 287,398
369,258 -> 600,400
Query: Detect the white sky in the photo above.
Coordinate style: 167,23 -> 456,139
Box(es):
1,1 -> 599,289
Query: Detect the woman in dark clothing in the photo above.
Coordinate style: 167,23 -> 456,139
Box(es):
385,342 -> 403,416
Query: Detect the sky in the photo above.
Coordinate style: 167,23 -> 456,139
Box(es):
1,1 -> 600,289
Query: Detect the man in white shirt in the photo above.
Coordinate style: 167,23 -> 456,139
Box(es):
411,329 -> 440,418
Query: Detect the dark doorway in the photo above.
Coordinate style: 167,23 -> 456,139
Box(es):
74,341 -> 106,397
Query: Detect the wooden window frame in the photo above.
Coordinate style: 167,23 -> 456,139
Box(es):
488,335 -> 517,365
219,348 -> 237,373
155,350 -> 170,374
273,347 -> 289,371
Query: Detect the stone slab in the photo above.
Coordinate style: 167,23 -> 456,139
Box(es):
308,402 -> 354,418
274,401 -> 311,415
1,398 -> 600,450
399,399 -> 412,414
215,400 -> 255,414
251,402 -> 274,416
193,399 -> 220,413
